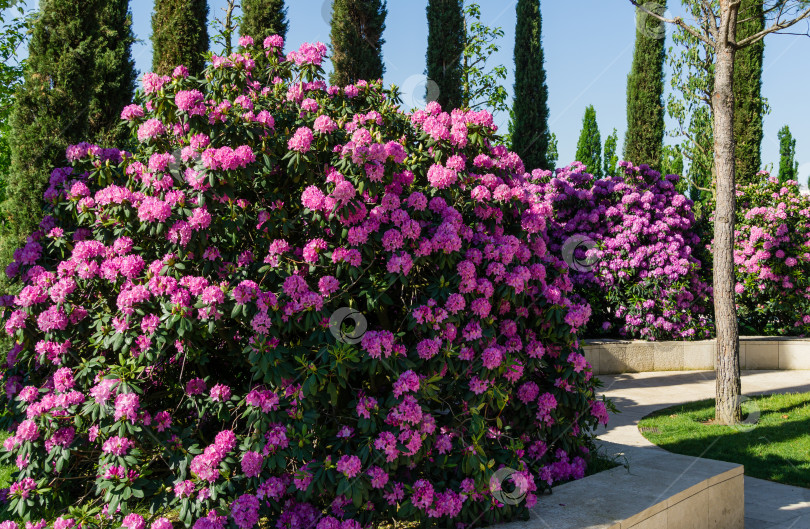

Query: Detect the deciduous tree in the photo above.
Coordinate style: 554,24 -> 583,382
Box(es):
628,0 -> 810,425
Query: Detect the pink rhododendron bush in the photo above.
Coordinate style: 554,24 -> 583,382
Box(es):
0,37 -> 608,528
733,174 -> 810,335
539,162 -> 713,340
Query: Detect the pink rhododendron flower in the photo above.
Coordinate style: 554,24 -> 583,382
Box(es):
288,127 -> 314,152
336,455 -> 362,478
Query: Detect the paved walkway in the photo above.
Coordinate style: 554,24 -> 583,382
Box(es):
595,370 -> 810,529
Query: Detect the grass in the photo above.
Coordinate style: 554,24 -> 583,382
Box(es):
638,392 -> 810,488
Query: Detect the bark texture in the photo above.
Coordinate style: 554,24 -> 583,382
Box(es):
713,0 -> 741,425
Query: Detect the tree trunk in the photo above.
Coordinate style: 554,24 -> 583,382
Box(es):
713,1 -> 742,425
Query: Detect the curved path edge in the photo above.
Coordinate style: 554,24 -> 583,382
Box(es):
595,370 -> 810,529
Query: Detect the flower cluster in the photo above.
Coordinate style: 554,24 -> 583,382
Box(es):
732,174 -> 810,335
0,37 -> 607,527
538,161 -> 713,340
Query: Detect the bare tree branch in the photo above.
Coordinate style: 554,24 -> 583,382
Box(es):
627,0 -> 716,46
736,6 -> 810,47
767,28 -> 810,36
734,0 -> 810,49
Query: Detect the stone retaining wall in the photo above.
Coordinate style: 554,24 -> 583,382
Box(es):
583,336 -> 810,375
500,442 -> 744,529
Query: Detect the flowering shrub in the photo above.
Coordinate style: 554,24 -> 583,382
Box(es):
733,173 -> 810,335
0,36 -> 607,528
538,161 -> 713,340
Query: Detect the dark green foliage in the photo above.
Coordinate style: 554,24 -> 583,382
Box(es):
93,0 -> 138,147
241,0 -> 288,45
686,106 -> 713,205
460,3 -> 508,113
777,125 -> 799,184
2,0 -> 136,265
662,143 -> 684,176
0,131 -> 9,205
623,0 -> 666,170
603,128 -> 618,177
546,132 -> 558,169
329,0 -> 387,86
151,0 -> 209,76
733,0 -> 765,184
425,0 -> 464,109
0,6 -> 28,206
576,105 -> 602,177
510,0 -> 550,171
663,144 -> 687,193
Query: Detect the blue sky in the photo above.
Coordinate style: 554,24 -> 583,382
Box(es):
11,1 -> 810,182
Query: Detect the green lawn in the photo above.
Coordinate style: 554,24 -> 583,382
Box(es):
639,392 -> 810,488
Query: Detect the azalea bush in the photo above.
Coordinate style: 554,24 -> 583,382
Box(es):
538,161 -> 713,340
733,173 -> 810,336
0,36 -> 607,529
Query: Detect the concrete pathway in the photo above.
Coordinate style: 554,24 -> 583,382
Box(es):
595,370 -> 810,529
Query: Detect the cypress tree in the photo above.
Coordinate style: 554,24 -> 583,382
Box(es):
603,128 -> 618,177
3,0 -> 136,255
777,125 -> 798,184
329,0 -> 387,86
93,0 -> 138,146
623,0 -> 666,170
151,0 -> 209,76
241,0 -> 288,44
733,0 -> 765,183
511,0 -> 550,171
425,0 -> 464,110
575,105 -> 602,177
